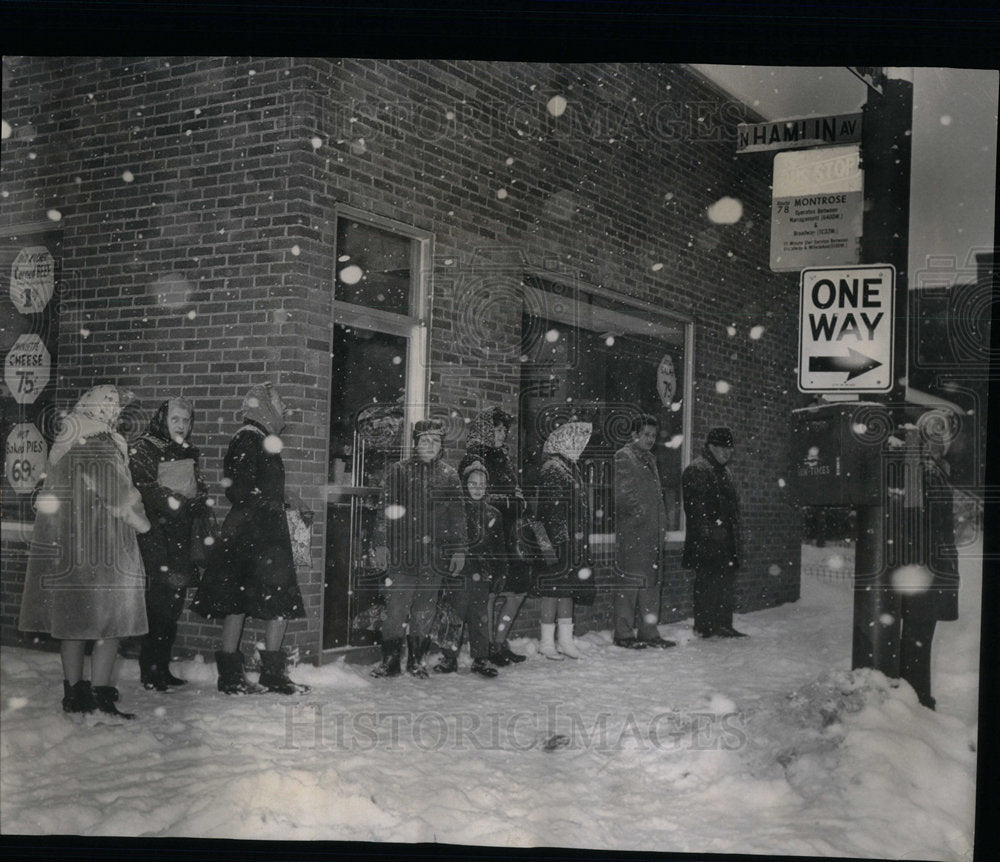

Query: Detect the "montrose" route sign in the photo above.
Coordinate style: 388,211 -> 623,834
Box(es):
797,265 -> 895,393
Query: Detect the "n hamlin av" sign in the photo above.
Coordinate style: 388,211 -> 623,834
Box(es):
737,112 -> 863,154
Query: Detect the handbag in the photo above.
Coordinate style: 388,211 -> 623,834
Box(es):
190,507 -> 220,567
286,508 -> 313,570
516,517 -> 558,567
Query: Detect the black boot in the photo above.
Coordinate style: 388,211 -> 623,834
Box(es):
471,657 -> 499,678
406,635 -> 430,679
62,680 -> 96,714
160,627 -> 186,686
140,638 -> 169,692
215,650 -> 264,695
370,637 -> 403,678
93,686 -> 136,720
259,650 -> 311,694
433,651 -> 459,674
497,642 -> 526,663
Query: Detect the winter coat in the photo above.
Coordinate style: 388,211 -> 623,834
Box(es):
191,421 -> 305,620
532,452 -> 593,599
461,498 -> 507,591
614,440 -> 667,586
465,407 -> 526,590
681,451 -> 741,572
894,454 -> 960,622
19,407 -> 149,640
377,454 -> 466,576
130,403 -> 208,590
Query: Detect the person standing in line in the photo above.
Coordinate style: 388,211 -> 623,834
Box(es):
891,422 -> 960,710
370,419 -> 467,679
532,420 -> 593,660
612,414 -> 677,649
433,454 -> 503,678
681,426 -> 746,639
464,407 -> 529,666
19,384 -> 151,719
192,383 -> 311,695
129,397 -> 209,691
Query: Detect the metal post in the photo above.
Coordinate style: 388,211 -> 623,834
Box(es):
851,68 -> 913,672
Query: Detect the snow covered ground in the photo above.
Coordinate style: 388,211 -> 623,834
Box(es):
1,541 -> 982,859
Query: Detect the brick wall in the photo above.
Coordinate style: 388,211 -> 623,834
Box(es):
1,57 -> 803,659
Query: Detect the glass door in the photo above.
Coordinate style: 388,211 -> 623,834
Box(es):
323,210 -> 430,651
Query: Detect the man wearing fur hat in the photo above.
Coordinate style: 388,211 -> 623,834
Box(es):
371,419 -> 467,678
681,426 -> 746,638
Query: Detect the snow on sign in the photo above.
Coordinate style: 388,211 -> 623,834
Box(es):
4,333 -> 52,404
4,423 -> 47,494
10,246 -> 55,313
798,265 -> 895,393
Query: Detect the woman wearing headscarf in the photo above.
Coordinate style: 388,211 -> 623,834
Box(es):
129,396 -> 208,691
532,420 -> 593,660
465,407 -> 529,666
192,383 -> 310,695
19,384 -> 151,718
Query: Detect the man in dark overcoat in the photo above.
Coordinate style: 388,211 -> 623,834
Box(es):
681,426 -> 746,638
613,414 -> 676,649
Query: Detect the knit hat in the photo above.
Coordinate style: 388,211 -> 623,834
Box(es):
706,426 -> 735,447
458,453 -> 489,482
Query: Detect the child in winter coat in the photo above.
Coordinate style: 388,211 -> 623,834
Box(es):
433,455 -> 506,678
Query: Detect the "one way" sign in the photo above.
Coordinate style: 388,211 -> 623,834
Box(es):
798,265 -> 895,393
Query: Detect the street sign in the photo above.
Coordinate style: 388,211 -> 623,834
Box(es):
798,265 -> 895,393
737,112 -> 862,154
4,423 -> 47,494
847,67 -> 886,95
4,333 -> 52,404
10,246 -> 55,314
771,144 -> 863,272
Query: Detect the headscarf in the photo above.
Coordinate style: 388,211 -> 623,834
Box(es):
466,407 -> 514,452
241,383 -> 285,435
144,397 -> 195,445
542,421 -> 592,462
48,384 -> 128,466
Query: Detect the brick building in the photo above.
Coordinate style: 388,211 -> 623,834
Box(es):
1,58 -> 804,662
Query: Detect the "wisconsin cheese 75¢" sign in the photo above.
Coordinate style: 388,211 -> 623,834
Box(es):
798,265 -> 895,393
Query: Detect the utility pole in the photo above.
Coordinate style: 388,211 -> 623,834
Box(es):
851,67 -> 914,674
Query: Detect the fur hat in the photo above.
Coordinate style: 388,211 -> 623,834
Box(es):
706,426 -> 735,447
412,418 -> 445,444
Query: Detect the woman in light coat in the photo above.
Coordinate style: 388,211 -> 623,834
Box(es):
19,384 -> 151,718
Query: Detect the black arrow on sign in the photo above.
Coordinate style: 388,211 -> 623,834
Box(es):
809,347 -> 882,380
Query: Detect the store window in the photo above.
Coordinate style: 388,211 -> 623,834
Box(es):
518,274 -> 692,553
1,228 -> 62,534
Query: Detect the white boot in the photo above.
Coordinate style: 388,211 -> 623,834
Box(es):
539,623 -> 563,660
556,618 -> 581,659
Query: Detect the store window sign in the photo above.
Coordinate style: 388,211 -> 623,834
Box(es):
657,354 -> 677,406
4,334 -> 51,404
4,423 -> 47,494
10,246 -> 55,313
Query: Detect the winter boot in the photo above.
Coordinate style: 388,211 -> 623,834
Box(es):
433,650 -> 459,674
160,635 -> 186,686
496,642 -> 526,663
470,657 -> 499,678
93,686 -> 136,720
370,637 -> 403,678
140,639 -> 169,692
62,679 -> 97,714
215,650 -> 264,695
539,622 -> 563,660
406,635 -> 430,679
556,618 -> 581,659
259,650 -> 311,695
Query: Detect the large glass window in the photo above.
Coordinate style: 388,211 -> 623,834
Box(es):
518,275 -> 691,548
